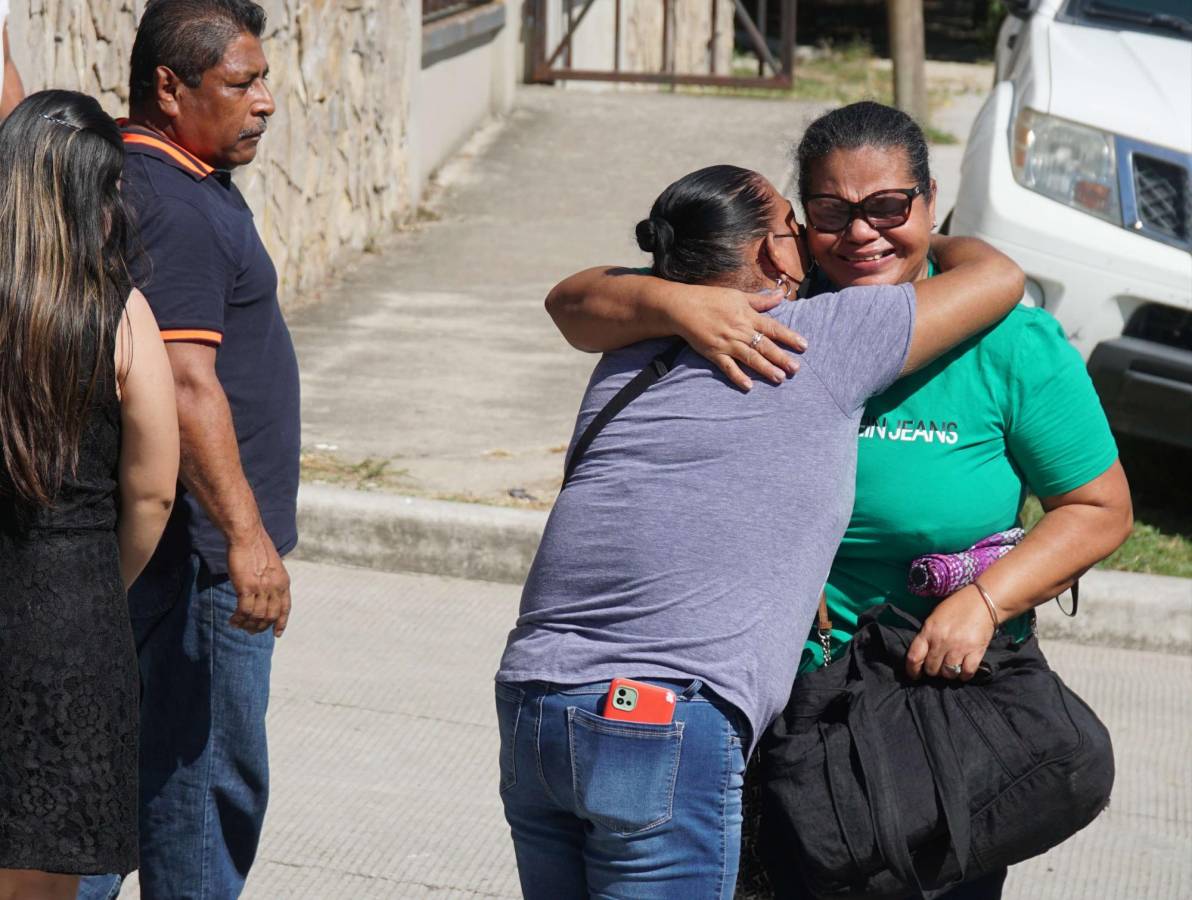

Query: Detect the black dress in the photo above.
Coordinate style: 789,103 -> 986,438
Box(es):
0,331 -> 139,875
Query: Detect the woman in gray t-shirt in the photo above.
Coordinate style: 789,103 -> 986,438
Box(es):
494,164 -> 1023,899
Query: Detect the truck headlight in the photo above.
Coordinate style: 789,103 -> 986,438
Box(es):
1011,107 -> 1121,224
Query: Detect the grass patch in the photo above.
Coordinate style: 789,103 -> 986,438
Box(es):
301,449 -> 556,510
923,125 -> 959,145
685,40 -> 891,105
1109,437 -> 1192,577
300,449 -> 410,492
778,39 -> 894,106
677,41 -> 963,140
434,490 -> 554,511
1015,448 -> 1192,581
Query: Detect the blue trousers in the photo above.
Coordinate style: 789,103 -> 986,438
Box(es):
78,553 -> 274,900
497,679 -> 748,899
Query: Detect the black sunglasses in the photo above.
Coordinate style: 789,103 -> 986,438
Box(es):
804,186 -> 925,233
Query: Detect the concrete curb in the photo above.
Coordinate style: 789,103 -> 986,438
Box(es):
1035,569 -> 1191,654
294,483 -> 548,585
293,485 -> 1191,654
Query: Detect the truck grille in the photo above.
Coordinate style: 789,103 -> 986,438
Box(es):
1133,154 -> 1190,244
1125,304 -> 1192,353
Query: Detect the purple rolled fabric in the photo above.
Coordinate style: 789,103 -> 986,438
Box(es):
907,528 -> 1026,598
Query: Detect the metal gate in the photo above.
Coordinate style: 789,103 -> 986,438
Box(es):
529,0 -> 796,90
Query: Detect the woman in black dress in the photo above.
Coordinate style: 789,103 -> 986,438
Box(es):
0,91 -> 179,898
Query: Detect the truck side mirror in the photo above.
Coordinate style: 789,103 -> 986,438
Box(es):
1005,0 -> 1040,17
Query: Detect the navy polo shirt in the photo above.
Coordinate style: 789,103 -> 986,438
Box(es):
120,125 -> 300,575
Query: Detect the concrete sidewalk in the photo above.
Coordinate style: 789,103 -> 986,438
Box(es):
113,559 -> 1190,898
290,85 -> 987,508
290,86 -> 823,507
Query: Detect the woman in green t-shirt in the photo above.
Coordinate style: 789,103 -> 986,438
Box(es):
544,101 -> 1133,899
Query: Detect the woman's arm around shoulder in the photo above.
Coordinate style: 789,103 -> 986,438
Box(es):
115,288 -> 180,588
901,236 -> 1025,375
545,266 -> 806,390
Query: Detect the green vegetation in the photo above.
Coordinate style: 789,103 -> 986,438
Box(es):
978,0 -> 1009,53
683,39 -> 892,105
301,449 -> 556,509
300,449 -> 409,492
923,125 -> 960,145
1020,495 -> 1192,579
678,40 -> 960,143
771,39 -> 894,106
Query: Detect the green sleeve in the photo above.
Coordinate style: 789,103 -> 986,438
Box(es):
1005,309 -> 1118,497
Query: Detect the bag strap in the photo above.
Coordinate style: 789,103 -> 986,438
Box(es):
561,338 -> 687,488
1056,579 -> 1079,617
846,668 -> 973,898
816,591 -> 834,665
843,691 -> 924,891
905,692 -> 973,893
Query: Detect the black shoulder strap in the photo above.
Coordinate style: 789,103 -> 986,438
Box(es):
562,338 -> 686,488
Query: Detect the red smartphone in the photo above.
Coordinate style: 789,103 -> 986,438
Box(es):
603,678 -> 677,725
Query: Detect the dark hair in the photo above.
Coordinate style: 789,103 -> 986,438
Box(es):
635,165 -> 775,285
0,90 -> 131,506
129,0 -> 267,108
795,101 -> 932,203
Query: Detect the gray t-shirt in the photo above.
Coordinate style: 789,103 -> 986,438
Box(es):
497,283 -> 916,748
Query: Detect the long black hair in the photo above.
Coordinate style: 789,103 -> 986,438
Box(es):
795,101 -> 932,203
0,90 -> 131,506
636,164 -> 776,285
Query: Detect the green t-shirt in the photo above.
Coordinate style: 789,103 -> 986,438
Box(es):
800,297 -> 1118,672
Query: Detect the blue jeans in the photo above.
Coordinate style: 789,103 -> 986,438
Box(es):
78,553 -> 274,900
496,679 -> 747,899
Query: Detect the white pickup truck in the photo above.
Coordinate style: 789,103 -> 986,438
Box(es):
948,0 -> 1192,449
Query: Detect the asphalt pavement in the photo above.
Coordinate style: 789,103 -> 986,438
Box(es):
111,559 -> 1190,899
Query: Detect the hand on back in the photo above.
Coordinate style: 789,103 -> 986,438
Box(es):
669,285 -> 808,392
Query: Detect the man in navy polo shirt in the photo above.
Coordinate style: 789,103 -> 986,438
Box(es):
80,2 -> 297,897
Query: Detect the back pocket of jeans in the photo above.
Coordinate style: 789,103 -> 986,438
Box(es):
495,683 -> 525,794
567,706 -> 684,835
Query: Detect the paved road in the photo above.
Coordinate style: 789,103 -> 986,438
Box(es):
115,559 -> 1190,898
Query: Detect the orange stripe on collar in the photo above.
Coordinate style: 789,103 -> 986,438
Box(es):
160,329 -> 223,345
122,133 -> 214,179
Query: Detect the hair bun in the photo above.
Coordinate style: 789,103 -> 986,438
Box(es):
635,216 -> 674,255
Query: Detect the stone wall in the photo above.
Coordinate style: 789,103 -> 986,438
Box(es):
6,0 -> 426,303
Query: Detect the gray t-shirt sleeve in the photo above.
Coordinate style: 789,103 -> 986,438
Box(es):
779,282 -> 916,414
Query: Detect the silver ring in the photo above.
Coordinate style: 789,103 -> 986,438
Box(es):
943,663 -> 963,675
749,331 -> 764,349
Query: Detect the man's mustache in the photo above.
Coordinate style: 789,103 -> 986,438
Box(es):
238,120 -> 269,140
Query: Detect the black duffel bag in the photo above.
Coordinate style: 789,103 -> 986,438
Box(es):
758,605 -> 1114,899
